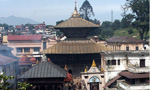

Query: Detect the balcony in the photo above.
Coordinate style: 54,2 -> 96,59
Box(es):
128,66 -> 150,73
118,80 -> 150,90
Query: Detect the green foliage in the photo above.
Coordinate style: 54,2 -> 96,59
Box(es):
80,0 -> 94,20
101,21 -> 112,29
17,82 -> 32,90
125,0 -> 149,40
56,20 -> 64,25
111,20 -> 121,30
128,28 -> 133,34
99,29 -> 114,39
0,73 -> 14,90
0,74 -> 32,90
121,14 -> 134,28
0,23 -> 9,30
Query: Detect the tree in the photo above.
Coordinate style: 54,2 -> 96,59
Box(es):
121,14 -> 134,28
56,20 -> 65,25
101,21 -> 112,29
111,20 -> 121,30
99,29 -> 114,39
80,0 -> 94,20
0,73 -> 14,90
17,82 -> 32,90
0,74 -> 32,90
125,0 -> 149,40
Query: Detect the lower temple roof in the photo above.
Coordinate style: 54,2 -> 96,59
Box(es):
19,60 -> 67,79
43,39 -> 111,54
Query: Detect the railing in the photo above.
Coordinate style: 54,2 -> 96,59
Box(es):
128,66 -> 150,73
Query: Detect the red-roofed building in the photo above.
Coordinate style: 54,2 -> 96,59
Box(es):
18,55 -> 32,75
30,57 -> 36,64
6,35 -> 57,58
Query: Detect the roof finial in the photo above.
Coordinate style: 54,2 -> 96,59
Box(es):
84,68 -> 87,72
42,51 -> 47,61
72,0 -> 80,18
64,65 -> 67,70
91,59 -> 97,67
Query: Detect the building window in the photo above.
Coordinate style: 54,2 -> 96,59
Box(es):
126,46 -> 129,51
107,60 -> 111,65
17,48 -> 22,53
34,47 -> 40,52
43,42 -> 46,50
24,48 -> 30,52
136,46 -> 139,50
112,60 -> 116,65
118,60 -> 120,65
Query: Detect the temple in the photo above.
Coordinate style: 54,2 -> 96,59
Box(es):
43,1 -> 110,78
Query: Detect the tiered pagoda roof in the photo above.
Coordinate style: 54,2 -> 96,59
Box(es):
55,17 -> 99,28
44,39 -> 111,54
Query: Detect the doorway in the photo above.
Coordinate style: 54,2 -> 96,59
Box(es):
90,82 -> 99,90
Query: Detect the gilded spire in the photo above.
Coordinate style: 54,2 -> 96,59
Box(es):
36,60 -> 39,64
64,65 -> 67,70
91,60 -> 97,67
84,68 -> 87,72
72,0 -> 80,18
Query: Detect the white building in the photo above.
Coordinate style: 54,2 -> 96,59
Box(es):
101,51 -> 150,90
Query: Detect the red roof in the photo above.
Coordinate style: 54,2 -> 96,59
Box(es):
120,71 -> 149,79
30,57 -> 36,64
0,54 -> 17,65
18,55 -> 32,65
8,35 -> 42,41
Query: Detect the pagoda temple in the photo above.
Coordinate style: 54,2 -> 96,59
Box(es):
44,1 -> 111,77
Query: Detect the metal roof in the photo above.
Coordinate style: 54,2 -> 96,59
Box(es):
54,17 -> 100,28
19,60 -> 67,79
43,40 -> 111,54
0,54 -> 17,65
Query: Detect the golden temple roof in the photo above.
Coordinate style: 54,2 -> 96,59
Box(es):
91,60 -> 97,67
43,40 -> 111,54
55,17 -> 100,28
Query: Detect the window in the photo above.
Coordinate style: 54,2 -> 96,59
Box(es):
34,47 -> 40,52
17,48 -> 22,53
43,42 -> 46,50
107,60 -> 111,65
136,46 -> 139,50
24,48 -> 30,52
126,46 -> 129,51
112,60 -> 116,65
118,60 -> 120,65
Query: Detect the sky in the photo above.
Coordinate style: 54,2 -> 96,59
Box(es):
0,0 -> 127,25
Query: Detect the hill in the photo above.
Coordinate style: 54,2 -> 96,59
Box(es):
0,16 -> 39,26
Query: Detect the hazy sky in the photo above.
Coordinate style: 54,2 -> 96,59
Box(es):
0,0 -> 126,25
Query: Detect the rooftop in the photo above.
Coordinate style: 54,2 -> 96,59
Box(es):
8,35 -> 42,41
19,60 -> 67,79
0,54 -> 17,65
106,36 -> 143,43
43,39 -> 111,54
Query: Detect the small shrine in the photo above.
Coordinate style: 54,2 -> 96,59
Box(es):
81,60 -> 104,90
